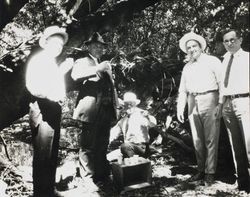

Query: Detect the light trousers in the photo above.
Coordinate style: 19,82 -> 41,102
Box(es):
222,97 -> 250,190
188,92 -> 220,174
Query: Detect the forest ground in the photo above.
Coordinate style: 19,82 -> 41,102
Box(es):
0,115 -> 249,197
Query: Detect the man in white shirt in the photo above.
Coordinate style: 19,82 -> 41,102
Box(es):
220,29 -> 250,193
26,26 -> 71,197
177,32 -> 222,185
71,32 -> 118,184
110,92 -> 157,158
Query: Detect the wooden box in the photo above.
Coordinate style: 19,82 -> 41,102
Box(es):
111,158 -> 152,192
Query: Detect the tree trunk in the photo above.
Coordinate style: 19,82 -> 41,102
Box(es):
0,65 -> 31,130
0,0 -> 29,31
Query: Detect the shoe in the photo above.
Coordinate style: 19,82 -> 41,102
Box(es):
205,174 -> 215,186
187,172 -> 205,182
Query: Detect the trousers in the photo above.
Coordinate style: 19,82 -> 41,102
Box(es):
188,92 -> 220,174
29,98 -> 61,197
222,97 -> 250,191
120,142 -> 150,158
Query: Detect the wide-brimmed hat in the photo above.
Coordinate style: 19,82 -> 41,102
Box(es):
85,32 -> 107,46
179,32 -> 206,53
39,26 -> 68,48
123,92 -> 140,105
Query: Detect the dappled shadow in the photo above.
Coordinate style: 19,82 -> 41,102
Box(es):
153,176 -> 178,187
0,118 -> 247,197
170,165 -> 197,176
216,172 -> 237,185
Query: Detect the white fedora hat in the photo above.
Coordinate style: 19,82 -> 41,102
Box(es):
123,92 -> 140,105
179,32 -> 206,53
39,26 -> 68,48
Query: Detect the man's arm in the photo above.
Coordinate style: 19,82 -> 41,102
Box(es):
177,70 -> 188,123
177,92 -> 187,123
71,58 -> 113,83
212,56 -> 224,104
141,111 -> 157,127
213,56 -> 225,119
59,58 -> 74,75
109,122 -> 122,143
71,58 -> 98,81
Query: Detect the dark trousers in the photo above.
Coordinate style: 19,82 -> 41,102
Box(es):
79,122 -> 111,182
120,142 -> 150,158
30,98 -> 61,197
223,97 -> 250,192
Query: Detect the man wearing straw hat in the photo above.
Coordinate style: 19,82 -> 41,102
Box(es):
26,26 -> 71,196
109,92 -> 157,158
177,32 -> 222,185
71,32 -> 118,184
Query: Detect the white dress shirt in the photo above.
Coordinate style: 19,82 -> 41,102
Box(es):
26,51 -> 66,102
71,54 -> 99,82
110,108 -> 156,144
221,48 -> 249,96
177,53 -> 222,114
178,53 -> 222,94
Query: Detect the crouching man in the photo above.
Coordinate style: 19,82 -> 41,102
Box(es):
109,92 -> 157,158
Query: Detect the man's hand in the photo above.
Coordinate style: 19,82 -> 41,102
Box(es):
214,103 -> 223,119
60,58 -> 74,74
177,111 -> 185,123
97,61 -> 111,72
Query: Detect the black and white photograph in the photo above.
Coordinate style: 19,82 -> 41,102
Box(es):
0,0 -> 249,196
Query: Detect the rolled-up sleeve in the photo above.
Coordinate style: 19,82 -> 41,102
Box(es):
71,58 -> 97,81
211,57 -> 223,104
110,122 -> 122,143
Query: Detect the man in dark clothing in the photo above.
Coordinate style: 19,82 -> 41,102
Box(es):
71,32 -> 118,184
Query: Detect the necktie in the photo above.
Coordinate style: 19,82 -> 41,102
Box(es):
224,54 -> 234,87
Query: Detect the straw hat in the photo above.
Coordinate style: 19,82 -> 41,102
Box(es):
123,92 -> 140,105
85,32 -> 107,46
179,32 -> 206,53
39,26 -> 68,48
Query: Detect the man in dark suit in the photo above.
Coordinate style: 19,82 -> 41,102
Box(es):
71,32 -> 118,185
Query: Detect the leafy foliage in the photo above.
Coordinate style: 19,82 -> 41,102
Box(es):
102,0 -> 249,137
0,0 -> 249,138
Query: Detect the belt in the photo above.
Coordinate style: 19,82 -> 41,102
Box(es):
225,93 -> 250,99
190,89 -> 218,96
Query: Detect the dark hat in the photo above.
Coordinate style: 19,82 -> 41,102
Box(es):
85,32 -> 107,46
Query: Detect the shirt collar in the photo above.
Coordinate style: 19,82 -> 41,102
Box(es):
192,53 -> 206,63
224,48 -> 243,58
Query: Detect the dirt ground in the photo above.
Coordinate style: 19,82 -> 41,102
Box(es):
0,117 -> 249,197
